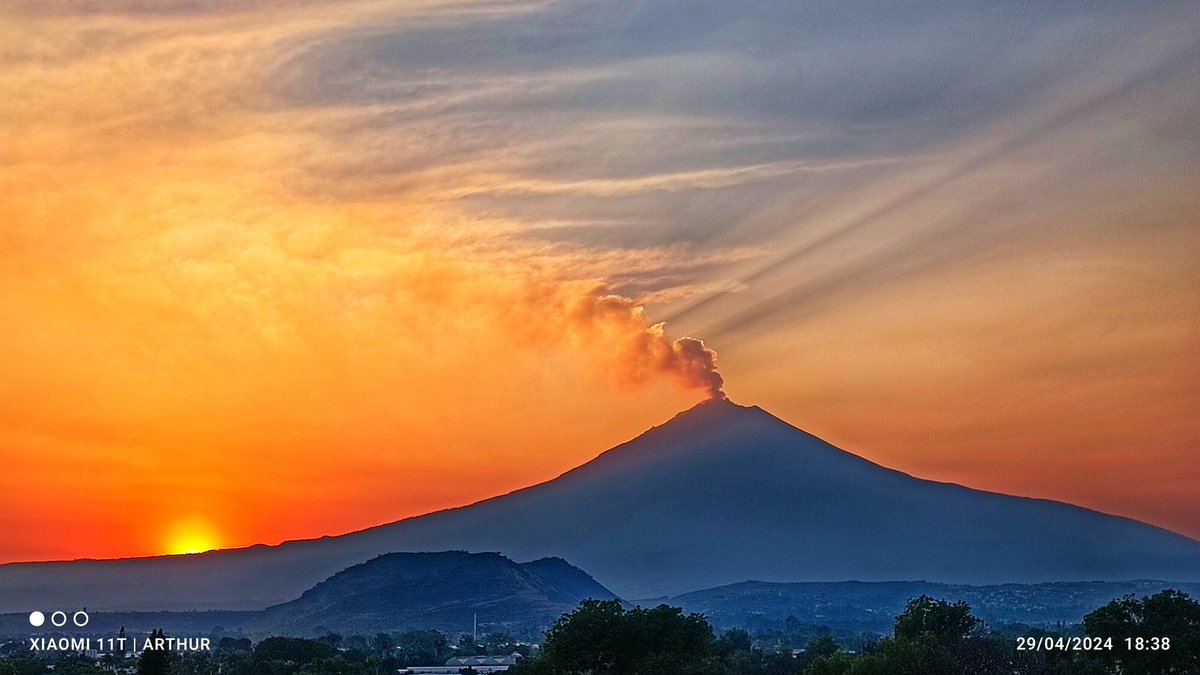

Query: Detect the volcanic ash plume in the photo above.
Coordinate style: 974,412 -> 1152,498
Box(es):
569,292 -> 726,399
669,336 -> 726,400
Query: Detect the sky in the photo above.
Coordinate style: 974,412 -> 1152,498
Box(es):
1,0 -> 1197,561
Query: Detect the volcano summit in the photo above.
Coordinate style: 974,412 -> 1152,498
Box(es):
2,399 -> 1198,612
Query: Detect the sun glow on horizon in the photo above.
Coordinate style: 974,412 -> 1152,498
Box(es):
164,519 -> 223,556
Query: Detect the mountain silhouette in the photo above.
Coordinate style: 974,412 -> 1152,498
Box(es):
247,551 -> 615,636
2,399 -> 1198,611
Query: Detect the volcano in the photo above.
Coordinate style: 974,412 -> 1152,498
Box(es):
2,399 -> 1198,612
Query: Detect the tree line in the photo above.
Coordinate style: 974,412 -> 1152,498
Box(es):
1,589 -> 1196,675
511,590 -> 1200,675
0,629 -> 526,675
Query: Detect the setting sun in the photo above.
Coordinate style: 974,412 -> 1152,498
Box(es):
164,519 -> 222,556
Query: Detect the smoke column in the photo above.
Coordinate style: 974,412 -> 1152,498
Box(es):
568,291 -> 726,399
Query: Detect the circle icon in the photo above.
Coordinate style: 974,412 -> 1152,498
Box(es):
51,611 -> 67,627
29,611 -> 45,627
73,611 -> 89,627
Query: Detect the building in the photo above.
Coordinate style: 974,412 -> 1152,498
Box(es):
398,653 -> 522,674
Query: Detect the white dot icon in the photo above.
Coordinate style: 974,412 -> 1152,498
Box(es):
29,611 -> 45,627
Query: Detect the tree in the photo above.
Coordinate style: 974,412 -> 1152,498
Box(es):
893,596 -> 979,646
807,634 -> 840,661
253,637 -> 336,666
532,599 -> 626,673
319,633 -> 343,650
0,656 -> 44,675
298,655 -> 371,675
484,632 -> 518,655
809,651 -> 887,675
520,599 -> 718,675
396,631 -> 452,666
218,637 -> 253,654
716,629 -> 753,656
138,630 -> 173,675
1083,589 -> 1200,674
55,655 -> 105,675
862,597 -> 1006,675
371,633 -> 395,659
342,635 -> 370,655
455,634 -> 481,656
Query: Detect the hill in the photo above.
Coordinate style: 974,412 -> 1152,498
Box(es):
248,551 -> 615,636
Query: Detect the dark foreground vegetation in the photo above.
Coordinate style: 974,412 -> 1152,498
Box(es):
1,590 -> 1196,675
0,631 -> 525,675
514,591 -> 1200,675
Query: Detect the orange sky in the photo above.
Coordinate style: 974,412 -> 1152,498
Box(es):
1,1 -> 1197,561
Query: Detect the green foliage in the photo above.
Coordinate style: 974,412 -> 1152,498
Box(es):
370,633 -> 395,658
217,637 -> 254,653
893,596 -> 980,646
1083,589 -> 1200,674
530,599 -> 624,673
138,630 -> 173,675
3,588 -> 1197,675
0,656 -> 44,675
252,637 -> 336,665
521,599 -> 719,675
805,635 -> 839,661
297,655 -> 366,675
396,630 -> 452,665
809,651 -> 885,675
53,655 -> 105,675
318,633 -> 342,649
716,629 -> 753,656
341,635 -> 370,654
803,598 -> 1008,675
455,633 -> 481,656
484,631 -> 531,657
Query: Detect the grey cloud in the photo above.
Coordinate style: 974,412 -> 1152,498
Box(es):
666,33 -> 1200,333
248,0 -> 1200,325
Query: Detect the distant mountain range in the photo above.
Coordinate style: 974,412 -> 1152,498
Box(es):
667,579 -> 1200,634
2,399 -> 1198,612
3,567 -> 1195,640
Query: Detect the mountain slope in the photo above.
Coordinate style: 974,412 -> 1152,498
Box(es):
2,399 -> 1198,611
248,551 -> 615,635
